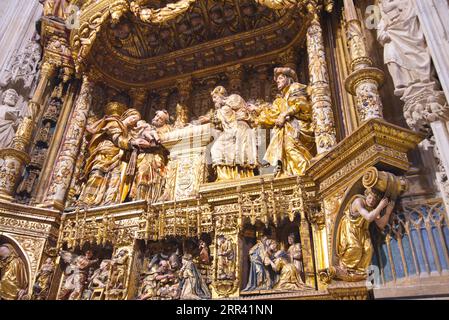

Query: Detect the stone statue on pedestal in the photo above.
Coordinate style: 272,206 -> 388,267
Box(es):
0,89 -> 21,149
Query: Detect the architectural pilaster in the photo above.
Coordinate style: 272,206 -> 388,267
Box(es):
129,88 -> 148,113
174,76 -> 192,128
343,0 -> 384,123
0,60 -> 57,200
42,75 -> 94,210
226,64 -> 244,93
306,12 -> 338,155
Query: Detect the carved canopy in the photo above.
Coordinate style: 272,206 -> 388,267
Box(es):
68,0 -> 333,89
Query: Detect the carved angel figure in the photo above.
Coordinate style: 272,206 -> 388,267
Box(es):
130,0 -> 196,24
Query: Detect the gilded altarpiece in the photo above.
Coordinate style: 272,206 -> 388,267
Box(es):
0,0 -> 449,301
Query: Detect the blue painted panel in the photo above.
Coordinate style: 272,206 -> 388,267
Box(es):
401,233 -> 417,276
378,241 -> 393,282
432,226 -> 448,270
421,226 -> 437,272
411,228 -> 427,274
390,236 -> 405,279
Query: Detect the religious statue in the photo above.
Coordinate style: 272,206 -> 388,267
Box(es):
287,233 -> 304,281
216,235 -> 235,280
32,258 -> 55,300
108,249 -> 129,291
0,89 -> 21,149
207,86 -> 258,181
82,259 -> 111,300
333,189 -> 394,281
179,254 -> 211,300
0,244 -> 28,300
78,106 -> 144,207
40,0 -> 68,21
199,240 -> 210,265
138,254 -> 180,300
249,67 -> 314,177
174,104 -> 189,129
130,0 -> 196,24
129,110 -> 172,203
377,0 -> 434,95
268,250 -> 310,291
243,237 -> 277,292
58,250 -> 98,300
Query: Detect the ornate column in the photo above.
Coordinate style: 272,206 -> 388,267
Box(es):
226,64 -> 243,93
306,11 -> 338,155
42,75 -> 94,210
174,76 -> 192,128
0,60 -> 57,200
343,0 -> 384,123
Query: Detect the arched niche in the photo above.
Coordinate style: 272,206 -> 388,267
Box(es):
329,178 -> 365,267
0,233 -> 33,298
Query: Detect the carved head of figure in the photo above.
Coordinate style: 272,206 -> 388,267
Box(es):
84,250 -> 94,260
158,259 -> 170,273
217,235 -> 226,245
181,253 -> 193,266
287,233 -> 296,245
152,109 -> 169,128
364,188 -> 382,208
121,108 -> 142,128
266,239 -> 278,254
117,249 -> 128,257
0,244 -> 12,261
211,86 -> 228,109
1,89 -> 19,107
99,259 -> 111,271
274,67 -> 298,91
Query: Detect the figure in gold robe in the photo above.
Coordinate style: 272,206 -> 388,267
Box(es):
269,250 -> 311,291
129,110 -> 172,203
0,244 -> 28,300
209,86 -> 258,181
78,107 -> 142,207
250,67 -> 314,177
40,0 -> 68,20
336,189 -> 394,280
32,258 -> 54,300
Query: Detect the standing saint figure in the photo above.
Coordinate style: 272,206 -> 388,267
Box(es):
208,86 -> 258,182
377,0 -> 432,95
287,233 -> 304,281
243,237 -> 278,292
217,235 -> 235,280
32,258 -> 55,300
336,189 -> 394,280
249,67 -> 314,177
129,110 -> 172,203
0,89 -> 21,149
78,106 -> 143,206
0,244 -> 28,300
58,250 -> 98,300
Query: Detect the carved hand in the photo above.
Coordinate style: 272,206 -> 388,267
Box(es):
379,198 -> 389,210
275,112 -> 288,128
